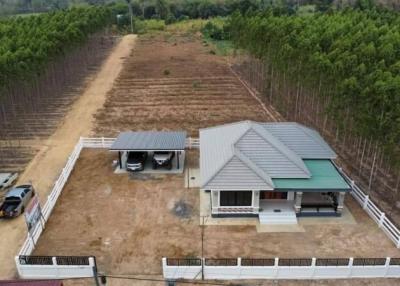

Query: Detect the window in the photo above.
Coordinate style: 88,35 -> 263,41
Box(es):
220,191 -> 252,206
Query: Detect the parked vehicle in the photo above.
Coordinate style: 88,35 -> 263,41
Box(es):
0,173 -> 18,191
0,185 -> 35,218
152,151 -> 175,170
126,152 -> 147,171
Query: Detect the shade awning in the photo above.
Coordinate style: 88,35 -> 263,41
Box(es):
110,131 -> 187,151
272,160 -> 351,191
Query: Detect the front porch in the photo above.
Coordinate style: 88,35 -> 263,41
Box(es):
208,190 -> 347,219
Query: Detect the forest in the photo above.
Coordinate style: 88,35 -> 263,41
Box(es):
0,6 -> 114,171
229,9 -> 400,165
226,8 -> 400,208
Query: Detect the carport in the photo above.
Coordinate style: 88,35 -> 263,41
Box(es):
109,131 -> 187,173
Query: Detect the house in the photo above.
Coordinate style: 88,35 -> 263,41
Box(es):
200,121 -> 350,224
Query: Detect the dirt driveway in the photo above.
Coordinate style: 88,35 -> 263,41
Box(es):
34,149 -> 399,276
0,35 -> 137,279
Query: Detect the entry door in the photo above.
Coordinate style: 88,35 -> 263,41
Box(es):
260,191 -> 287,200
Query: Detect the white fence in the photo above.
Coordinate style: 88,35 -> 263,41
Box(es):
16,137 -> 113,279
334,163 -> 400,248
16,256 -> 96,279
162,257 -> 400,280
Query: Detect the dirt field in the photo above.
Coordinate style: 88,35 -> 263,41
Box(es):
94,33 -> 273,137
34,149 -> 399,276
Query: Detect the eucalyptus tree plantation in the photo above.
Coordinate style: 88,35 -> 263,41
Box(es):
0,6 -> 113,171
229,9 -> 400,206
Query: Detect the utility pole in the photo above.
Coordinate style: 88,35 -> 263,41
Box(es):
201,215 -> 206,280
126,0 -> 134,33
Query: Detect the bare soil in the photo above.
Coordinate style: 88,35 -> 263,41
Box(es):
94,33 -> 272,137
34,150 -> 399,276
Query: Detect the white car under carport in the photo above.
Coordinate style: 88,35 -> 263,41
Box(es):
109,131 -> 187,174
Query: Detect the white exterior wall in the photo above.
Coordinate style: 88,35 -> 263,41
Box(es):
287,192 -> 295,200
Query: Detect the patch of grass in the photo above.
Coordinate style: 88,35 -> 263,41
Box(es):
134,19 -> 166,34
192,80 -> 200,88
166,19 -> 207,34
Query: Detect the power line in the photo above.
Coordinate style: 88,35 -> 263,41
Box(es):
102,274 -> 228,285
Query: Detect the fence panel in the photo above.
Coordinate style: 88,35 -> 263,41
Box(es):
334,163 -> 400,248
163,257 -> 400,280
16,256 -> 96,279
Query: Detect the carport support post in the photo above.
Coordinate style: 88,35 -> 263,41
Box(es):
176,151 -> 180,169
118,151 -> 122,169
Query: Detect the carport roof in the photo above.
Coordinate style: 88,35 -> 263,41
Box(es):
110,131 -> 187,151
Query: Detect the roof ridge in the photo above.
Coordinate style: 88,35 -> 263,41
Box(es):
247,123 -> 311,177
199,120 -> 254,131
201,124 -> 251,187
234,148 -> 275,188
296,124 -> 337,157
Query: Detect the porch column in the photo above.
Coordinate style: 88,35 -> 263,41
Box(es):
294,192 -> 303,214
336,192 -> 346,214
253,191 -> 260,213
211,190 -> 219,214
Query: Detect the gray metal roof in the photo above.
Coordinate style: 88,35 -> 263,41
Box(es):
261,123 -> 336,159
110,131 -> 187,151
200,121 -> 337,189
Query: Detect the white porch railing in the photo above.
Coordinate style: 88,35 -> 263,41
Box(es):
333,162 -> 400,248
162,257 -> 400,280
213,206 -> 259,214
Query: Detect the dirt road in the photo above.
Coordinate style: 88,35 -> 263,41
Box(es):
0,34 -> 137,279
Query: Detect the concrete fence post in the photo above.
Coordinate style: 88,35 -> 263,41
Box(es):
102,137 -> 105,148
348,257 -> 354,278
52,257 -> 57,265
363,195 -> 369,210
237,258 -> 242,279
274,257 -> 279,279
311,258 -> 317,278
15,256 -> 22,277
379,212 -> 386,228
384,257 -> 391,277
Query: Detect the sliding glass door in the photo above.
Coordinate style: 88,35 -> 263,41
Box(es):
220,191 -> 252,206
